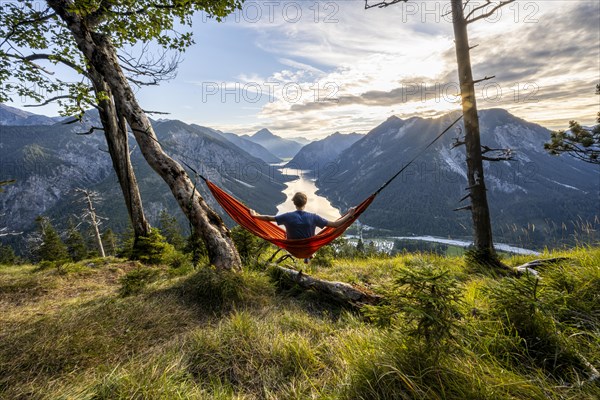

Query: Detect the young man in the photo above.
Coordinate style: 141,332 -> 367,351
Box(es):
250,192 -> 357,239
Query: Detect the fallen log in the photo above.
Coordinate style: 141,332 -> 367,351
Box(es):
513,257 -> 571,276
271,265 -> 382,306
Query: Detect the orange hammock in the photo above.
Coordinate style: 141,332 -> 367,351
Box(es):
206,180 -> 375,259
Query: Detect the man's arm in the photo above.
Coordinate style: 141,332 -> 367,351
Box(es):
326,207 -> 357,228
250,209 -> 277,222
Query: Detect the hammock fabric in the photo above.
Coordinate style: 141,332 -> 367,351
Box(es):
206,180 -> 375,259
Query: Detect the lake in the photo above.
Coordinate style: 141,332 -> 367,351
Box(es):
276,169 -> 341,222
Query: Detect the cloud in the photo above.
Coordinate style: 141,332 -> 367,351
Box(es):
184,1 -> 600,138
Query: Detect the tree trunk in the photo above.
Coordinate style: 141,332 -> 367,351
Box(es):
273,265 -> 382,306
49,4 -> 242,270
89,67 -> 152,241
83,189 -> 106,258
451,0 -> 495,253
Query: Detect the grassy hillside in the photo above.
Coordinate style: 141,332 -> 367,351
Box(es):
0,248 -> 598,399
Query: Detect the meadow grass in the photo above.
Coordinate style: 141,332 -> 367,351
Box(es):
0,248 -> 598,399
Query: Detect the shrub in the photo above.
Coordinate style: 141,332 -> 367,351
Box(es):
312,245 -> 334,268
364,262 -> 462,357
230,226 -> 265,267
36,216 -> 69,262
119,266 -> 161,296
121,228 -> 174,265
0,243 -> 18,265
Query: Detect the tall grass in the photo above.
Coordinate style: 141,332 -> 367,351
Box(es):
0,249 -> 598,399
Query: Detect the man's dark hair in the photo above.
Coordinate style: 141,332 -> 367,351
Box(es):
292,192 -> 307,208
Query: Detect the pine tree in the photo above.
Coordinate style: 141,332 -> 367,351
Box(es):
36,216 -> 69,262
157,209 -> 186,251
101,228 -> 119,257
0,243 -> 17,265
230,226 -> 264,266
185,230 -> 208,268
545,85 -> 600,164
65,220 -> 88,261
356,238 -> 366,255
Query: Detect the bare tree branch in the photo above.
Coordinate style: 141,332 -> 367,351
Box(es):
473,75 -> 495,84
144,110 -> 170,115
2,52 -> 57,75
117,45 -> 180,86
454,205 -> 472,212
76,126 -> 105,135
481,145 -> 513,161
24,53 -> 88,77
466,0 -> 516,24
23,95 -> 73,107
364,0 -> 408,10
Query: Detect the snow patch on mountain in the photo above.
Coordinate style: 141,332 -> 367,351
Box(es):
439,147 -> 467,180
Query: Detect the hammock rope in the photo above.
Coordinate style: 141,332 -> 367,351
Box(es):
189,114 -> 463,259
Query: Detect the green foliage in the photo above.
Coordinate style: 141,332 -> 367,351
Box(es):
365,261 -> 462,355
157,209 -> 186,251
186,310 -> 322,397
230,226 -> 265,267
1,0 -> 244,115
331,237 -> 359,258
100,228 -> 119,257
65,221 -> 88,262
119,265 -> 161,296
1,248 -> 599,399
182,265 -> 274,312
312,245 -> 334,267
465,247 -> 509,276
545,84 -> 600,164
0,243 -> 18,265
35,216 -> 69,262
184,230 -> 208,267
121,228 -> 175,265
356,238 -> 365,254
485,273 -> 584,378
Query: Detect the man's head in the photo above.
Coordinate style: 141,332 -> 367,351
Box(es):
292,192 -> 307,209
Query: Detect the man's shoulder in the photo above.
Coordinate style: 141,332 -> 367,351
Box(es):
276,211 -> 296,221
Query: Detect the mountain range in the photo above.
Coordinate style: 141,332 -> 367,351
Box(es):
316,109 -> 599,249
0,105 -> 287,252
217,131 -> 281,164
242,128 -> 305,159
285,132 -> 364,172
1,104 -> 598,252
0,104 -> 61,126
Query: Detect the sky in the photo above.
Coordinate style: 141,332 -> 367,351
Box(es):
7,0 -> 600,140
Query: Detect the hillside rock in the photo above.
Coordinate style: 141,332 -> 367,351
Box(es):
317,109 -> 599,248
244,128 -> 304,159
285,132 -> 364,172
218,131 -> 281,163
0,116 -> 286,247
0,104 -> 58,126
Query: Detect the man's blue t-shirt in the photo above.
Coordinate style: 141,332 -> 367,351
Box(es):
275,211 -> 329,239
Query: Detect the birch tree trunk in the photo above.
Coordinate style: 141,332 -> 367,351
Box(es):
451,0 -> 495,253
89,67 -> 152,242
49,1 -> 242,270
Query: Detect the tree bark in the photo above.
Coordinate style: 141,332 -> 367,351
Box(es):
451,0 -> 495,253
273,265 -> 382,306
89,67 -> 152,241
48,2 -> 242,270
80,189 -> 106,258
